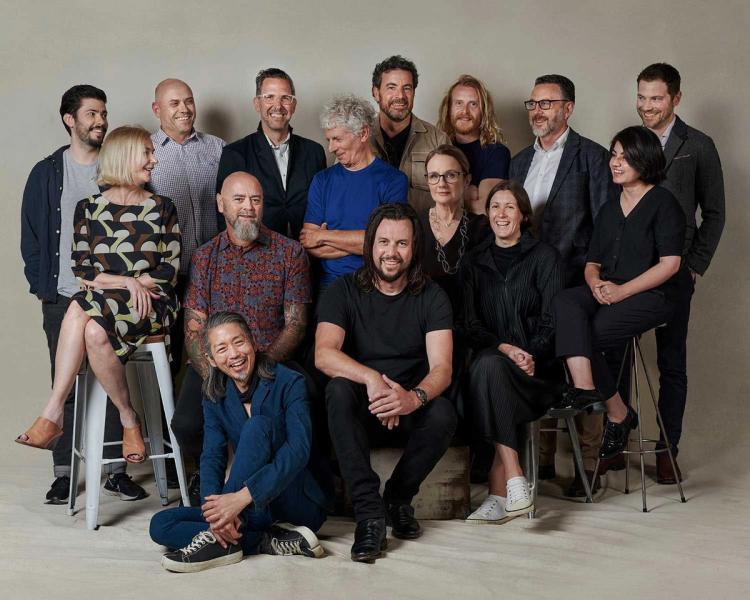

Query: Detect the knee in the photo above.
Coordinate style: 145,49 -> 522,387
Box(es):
84,320 -> 109,348
149,508 -> 176,546
423,396 -> 458,438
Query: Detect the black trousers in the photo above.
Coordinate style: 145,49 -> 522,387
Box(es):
326,377 -> 457,522
655,266 -> 695,452
553,286 -> 675,399
41,295 -> 124,477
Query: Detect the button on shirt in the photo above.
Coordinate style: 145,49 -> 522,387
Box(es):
185,227 -> 311,351
150,129 -> 225,274
265,132 -> 291,190
523,127 -> 571,215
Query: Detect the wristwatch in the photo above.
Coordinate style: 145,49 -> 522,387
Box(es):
413,387 -> 428,408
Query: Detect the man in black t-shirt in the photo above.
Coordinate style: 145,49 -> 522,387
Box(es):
315,203 -> 456,563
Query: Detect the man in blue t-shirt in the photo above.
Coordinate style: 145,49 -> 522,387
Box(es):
300,94 -> 408,289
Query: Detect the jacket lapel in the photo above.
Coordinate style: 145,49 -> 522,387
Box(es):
547,128 -> 580,205
252,126 -> 286,197
663,116 -> 687,169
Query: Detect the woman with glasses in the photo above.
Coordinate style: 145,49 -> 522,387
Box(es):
16,126 -> 181,464
553,126 -> 685,460
461,180 -> 566,523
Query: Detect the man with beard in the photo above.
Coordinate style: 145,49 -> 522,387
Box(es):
21,85 -> 147,504
509,74 -> 614,497
635,63 -> 724,484
369,55 -> 450,213
217,68 -> 326,240
301,94 -> 407,291
173,172 -> 312,503
437,74 -> 511,213
316,203 -> 457,563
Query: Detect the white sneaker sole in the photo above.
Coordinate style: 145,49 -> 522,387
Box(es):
102,485 -> 146,502
275,523 -> 325,558
504,502 -> 535,517
161,550 -> 243,573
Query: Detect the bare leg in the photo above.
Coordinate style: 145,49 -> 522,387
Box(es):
39,302 -> 88,425
488,443 -> 524,495
566,356 -> 628,422
84,320 -> 138,428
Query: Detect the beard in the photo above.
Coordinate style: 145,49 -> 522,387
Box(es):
530,111 -> 563,139
381,100 -> 411,123
229,217 -> 260,242
453,115 -> 479,136
75,122 -> 106,149
374,256 -> 409,283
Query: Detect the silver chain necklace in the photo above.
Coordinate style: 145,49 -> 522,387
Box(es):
434,213 -> 469,274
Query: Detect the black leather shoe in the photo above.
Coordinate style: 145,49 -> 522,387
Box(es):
45,476 -> 70,505
600,406 -> 638,459
386,503 -> 422,540
351,518 -> 387,563
538,464 -> 556,480
598,452 -> 626,475
554,387 -> 607,414
656,452 -> 683,485
564,470 -> 600,498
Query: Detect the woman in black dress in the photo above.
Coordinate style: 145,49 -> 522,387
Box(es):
553,126 -> 685,461
16,126 -> 181,463
462,180 -> 565,523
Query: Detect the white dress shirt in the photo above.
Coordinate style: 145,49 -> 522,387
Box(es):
265,132 -> 291,190
524,127 -> 571,215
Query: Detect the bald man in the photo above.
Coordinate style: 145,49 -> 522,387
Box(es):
150,78 -> 226,277
172,172 -> 312,498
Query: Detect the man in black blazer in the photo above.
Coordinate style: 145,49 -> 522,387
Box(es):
636,63 -> 725,484
509,74 -> 615,496
217,68 -> 326,239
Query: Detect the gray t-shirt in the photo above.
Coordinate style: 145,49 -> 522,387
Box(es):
58,150 -> 99,297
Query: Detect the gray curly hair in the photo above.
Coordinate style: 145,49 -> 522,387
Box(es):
320,94 -> 375,135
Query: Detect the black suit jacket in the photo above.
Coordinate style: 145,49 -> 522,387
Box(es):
217,124 -> 326,239
509,128 -> 616,285
659,116 -> 725,275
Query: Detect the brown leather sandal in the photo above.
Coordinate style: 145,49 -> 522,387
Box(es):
122,423 -> 147,464
15,417 -> 63,450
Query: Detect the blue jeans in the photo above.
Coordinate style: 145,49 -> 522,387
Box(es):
149,415 -> 326,553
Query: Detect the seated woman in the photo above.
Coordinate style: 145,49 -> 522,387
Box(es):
461,180 -> 565,523
417,144 -> 488,313
554,126 -> 685,460
16,125 -> 180,463
150,312 -> 330,573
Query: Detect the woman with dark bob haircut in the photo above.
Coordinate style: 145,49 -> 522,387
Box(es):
552,126 -> 685,461
461,179 -> 566,523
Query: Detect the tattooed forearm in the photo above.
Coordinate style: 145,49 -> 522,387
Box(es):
266,302 -> 308,362
184,307 -> 210,380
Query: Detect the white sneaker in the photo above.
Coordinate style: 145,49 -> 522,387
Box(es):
505,476 -> 534,516
465,494 -> 512,524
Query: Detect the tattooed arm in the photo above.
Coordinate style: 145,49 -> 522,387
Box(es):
184,307 -> 210,380
266,301 -> 308,362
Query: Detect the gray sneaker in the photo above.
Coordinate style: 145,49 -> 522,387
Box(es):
258,523 -> 325,558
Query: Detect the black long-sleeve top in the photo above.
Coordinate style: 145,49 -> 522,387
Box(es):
459,230 -> 565,361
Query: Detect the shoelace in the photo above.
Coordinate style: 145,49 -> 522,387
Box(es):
180,531 -> 217,555
270,537 -> 303,555
507,479 -> 530,504
477,497 -> 501,517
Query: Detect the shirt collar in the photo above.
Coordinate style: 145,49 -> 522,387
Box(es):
533,126 -> 570,153
264,131 -> 291,150
217,227 -> 271,252
154,127 -> 199,146
653,116 -> 677,149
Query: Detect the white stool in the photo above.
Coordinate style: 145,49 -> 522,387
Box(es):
67,335 -> 190,529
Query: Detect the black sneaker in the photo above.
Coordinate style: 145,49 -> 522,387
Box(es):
103,473 -> 148,501
161,530 -> 243,573
45,476 -> 70,505
258,523 -> 325,558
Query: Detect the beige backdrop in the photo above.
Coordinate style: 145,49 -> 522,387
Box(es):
1,2 -> 749,596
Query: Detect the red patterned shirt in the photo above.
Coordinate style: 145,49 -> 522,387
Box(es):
186,227 -> 311,351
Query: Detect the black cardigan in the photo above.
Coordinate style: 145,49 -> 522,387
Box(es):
459,230 -> 564,360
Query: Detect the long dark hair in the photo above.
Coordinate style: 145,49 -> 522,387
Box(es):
354,203 -> 427,295
202,311 -> 275,403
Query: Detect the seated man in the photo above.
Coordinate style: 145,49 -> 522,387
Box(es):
150,312 -> 329,572
315,203 -> 457,563
300,94 -> 408,291
174,172 -> 312,502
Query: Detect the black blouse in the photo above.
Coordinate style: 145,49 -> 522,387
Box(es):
587,185 -> 685,291
459,231 -> 565,360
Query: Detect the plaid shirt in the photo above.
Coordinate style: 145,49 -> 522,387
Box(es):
185,227 -> 311,351
150,129 -> 225,273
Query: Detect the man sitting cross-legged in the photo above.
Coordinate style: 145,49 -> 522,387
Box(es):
150,312 -> 330,573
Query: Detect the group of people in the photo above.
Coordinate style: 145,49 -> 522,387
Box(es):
17,56 -> 724,571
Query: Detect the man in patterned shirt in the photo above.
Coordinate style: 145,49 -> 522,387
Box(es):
172,172 -> 312,502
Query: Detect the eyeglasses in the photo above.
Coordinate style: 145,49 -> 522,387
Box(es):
523,99 -> 569,111
257,93 -> 296,106
426,170 -> 464,184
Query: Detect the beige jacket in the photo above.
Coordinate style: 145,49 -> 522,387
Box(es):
370,115 -> 450,213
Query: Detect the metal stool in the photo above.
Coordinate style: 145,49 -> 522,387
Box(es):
592,334 -> 687,512
523,405 -> 594,519
67,335 -> 190,529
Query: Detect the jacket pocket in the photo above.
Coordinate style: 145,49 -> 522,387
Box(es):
410,152 -> 430,191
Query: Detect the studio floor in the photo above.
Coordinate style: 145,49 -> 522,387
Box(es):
3,447 -> 749,600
